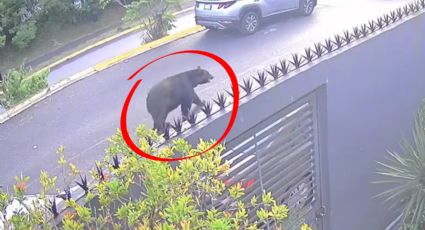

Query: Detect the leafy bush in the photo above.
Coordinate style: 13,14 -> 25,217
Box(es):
0,125 -> 313,230
0,66 -> 49,108
375,100 -> 425,229
40,0 -> 79,24
40,0 -> 102,24
119,0 -> 181,42
0,0 -> 41,49
78,0 -> 102,22
11,20 -> 38,49
0,32 -> 6,48
0,0 -> 105,50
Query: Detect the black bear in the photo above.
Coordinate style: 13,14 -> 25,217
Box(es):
146,66 -> 214,134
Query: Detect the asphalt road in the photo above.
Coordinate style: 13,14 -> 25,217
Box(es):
0,0 -> 411,193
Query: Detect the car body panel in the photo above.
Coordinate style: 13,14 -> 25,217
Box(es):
195,0 -> 316,30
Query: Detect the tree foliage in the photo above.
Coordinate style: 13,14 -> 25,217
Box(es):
100,0 -> 182,42
0,0 -> 103,49
0,0 -> 41,49
0,125 -> 313,229
11,19 -> 37,48
0,0 -> 182,49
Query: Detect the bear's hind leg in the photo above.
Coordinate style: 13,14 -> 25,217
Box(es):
180,102 -> 192,121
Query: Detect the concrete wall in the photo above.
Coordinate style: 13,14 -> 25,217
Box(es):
180,11 -> 425,230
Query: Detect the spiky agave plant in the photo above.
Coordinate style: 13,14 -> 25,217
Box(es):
375,101 -> 425,229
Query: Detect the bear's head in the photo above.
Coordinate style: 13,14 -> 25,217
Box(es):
190,66 -> 214,86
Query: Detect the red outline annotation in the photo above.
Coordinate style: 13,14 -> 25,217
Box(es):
120,50 -> 240,162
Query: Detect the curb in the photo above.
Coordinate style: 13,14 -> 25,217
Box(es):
0,25 -> 206,124
93,25 -> 205,72
0,89 -> 48,123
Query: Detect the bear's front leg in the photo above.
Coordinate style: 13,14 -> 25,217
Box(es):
193,92 -> 205,107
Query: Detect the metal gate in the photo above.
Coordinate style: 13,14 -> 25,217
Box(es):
220,90 -> 327,229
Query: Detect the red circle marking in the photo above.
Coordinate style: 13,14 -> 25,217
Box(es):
120,50 -> 240,162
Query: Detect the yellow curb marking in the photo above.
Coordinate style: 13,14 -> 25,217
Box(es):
93,25 -> 205,72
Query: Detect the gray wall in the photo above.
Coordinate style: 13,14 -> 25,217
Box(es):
180,12 -> 425,230
322,13 -> 425,229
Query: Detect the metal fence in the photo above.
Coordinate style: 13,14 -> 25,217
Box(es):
217,91 -> 325,229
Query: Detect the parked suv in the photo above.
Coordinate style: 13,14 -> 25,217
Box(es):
195,0 -> 317,34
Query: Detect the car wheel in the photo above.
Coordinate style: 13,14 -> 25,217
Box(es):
299,0 -> 315,16
239,11 -> 260,35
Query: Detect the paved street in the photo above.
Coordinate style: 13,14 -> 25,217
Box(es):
0,0 -> 411,193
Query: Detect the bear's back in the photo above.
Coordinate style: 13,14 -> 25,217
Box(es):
146,71 -> 196,114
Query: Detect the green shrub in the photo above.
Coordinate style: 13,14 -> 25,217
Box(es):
0,66 -> 49,108
120,0 -> 181,42
11,20 -> 38,49
0,32 -> 5,48
0,0 -> 40,49
0,125 -> 314,230
78,0 -> 102,22
375,100 -> 425,230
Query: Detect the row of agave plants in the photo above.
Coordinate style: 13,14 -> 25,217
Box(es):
161,0 -> 425,140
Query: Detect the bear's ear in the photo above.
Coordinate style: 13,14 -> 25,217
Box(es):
197,66 -> 201,70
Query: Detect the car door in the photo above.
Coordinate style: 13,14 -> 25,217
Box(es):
262,0 -> 299,16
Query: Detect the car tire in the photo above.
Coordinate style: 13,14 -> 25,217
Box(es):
239,11 -> 260,35
299,0 -> 315,16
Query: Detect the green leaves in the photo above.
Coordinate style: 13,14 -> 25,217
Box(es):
162,195 -> 198,223
63,218 -> 84,230
99,0 -> 113,9
39,170 -> 57,195
11,20 -> 37,49
0,65 -> 49,108
122,0 -> 182,42
0,30 -> 6,48
270,204 -> 289,220
0,0 -> 40,49
256,208 -> 269,221
13,174 -> 30,199
229,183 -> 245,199
116,202 -> 131,221
1,125 -> 313,229
107,129 -> 134,156
0,189 -> 10,211
375,101 -> 425,229
262,192 -> 276,206
75,205 -> 92,223
209,218 -> 232,230
107,178 -> 130,200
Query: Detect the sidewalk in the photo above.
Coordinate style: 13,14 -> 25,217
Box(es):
48,11 -> 197,86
